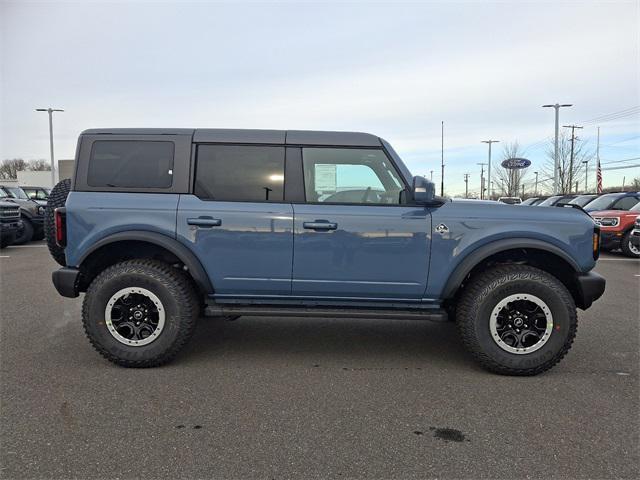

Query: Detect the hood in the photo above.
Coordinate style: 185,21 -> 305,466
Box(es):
32,199 -> 47,206
591,209 -> 637,218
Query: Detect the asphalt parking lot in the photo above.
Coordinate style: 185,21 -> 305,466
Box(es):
1,242 -> 638,479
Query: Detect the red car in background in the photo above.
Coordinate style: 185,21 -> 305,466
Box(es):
591,201 -> 640,258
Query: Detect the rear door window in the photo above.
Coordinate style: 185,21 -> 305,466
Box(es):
194,145 -> 285,202
87,141 -> 174,188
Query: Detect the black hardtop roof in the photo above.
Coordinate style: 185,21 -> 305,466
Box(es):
81,128 -> 382,147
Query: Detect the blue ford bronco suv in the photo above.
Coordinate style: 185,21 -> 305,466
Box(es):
47,129 -> 605,375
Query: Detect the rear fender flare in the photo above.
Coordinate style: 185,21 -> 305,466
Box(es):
77,230 -> 213,294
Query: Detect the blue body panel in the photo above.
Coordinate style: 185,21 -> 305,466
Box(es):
176,195 -> 293,296
425,201 -> 597,298
65,192 -> 180,267
291,204 -> 432,300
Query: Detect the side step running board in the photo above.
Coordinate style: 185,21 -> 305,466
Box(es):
204,305 -> 448,322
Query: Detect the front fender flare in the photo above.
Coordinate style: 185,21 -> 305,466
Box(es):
78,230 -> 214,294
441,238 -> 580,299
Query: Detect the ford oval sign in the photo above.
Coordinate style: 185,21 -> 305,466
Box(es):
501,157 -> 531,169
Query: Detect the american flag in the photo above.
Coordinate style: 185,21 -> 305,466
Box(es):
596,158 -> 603,193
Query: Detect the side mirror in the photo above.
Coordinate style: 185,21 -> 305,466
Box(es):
412,175 -> 436,204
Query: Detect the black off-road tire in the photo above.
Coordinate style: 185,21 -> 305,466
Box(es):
621,230 -> 640,258
82,260 -> 199,367
456,265 -> 577,376
45,178 -> 71,266
13,218 -> 34,245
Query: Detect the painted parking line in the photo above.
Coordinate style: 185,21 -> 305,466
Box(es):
598,258 -> 639,262
0,255 -> 10,258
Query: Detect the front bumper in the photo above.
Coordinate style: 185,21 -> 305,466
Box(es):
1,219 -> 22,236
600,231 -> 623,250
575,271 -> 606,310
52,267 -> 80,298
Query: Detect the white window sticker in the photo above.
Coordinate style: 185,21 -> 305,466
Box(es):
314,164 -> 337,192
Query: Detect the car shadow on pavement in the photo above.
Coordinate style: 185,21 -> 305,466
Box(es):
179,316 -> 479,371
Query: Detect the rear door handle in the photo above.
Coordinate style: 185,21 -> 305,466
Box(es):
303,221 -> 337,231
187,217 -> 222,227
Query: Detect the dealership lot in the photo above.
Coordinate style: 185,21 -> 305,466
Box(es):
0,242 -> 638,479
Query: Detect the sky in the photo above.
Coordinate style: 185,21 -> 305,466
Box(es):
1,0 -> 639,196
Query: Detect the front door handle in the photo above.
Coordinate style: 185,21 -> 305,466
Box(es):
303,221 -> 338,231
187,217 -> 222,228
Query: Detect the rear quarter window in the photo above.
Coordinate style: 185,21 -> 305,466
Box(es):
87,141 -> 174,188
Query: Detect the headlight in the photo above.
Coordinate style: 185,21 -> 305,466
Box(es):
598,217 -> 619,227
38,206 -> 45,215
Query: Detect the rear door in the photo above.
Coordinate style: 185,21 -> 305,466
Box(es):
291,147 -> 432,300
176,144 -> 293,298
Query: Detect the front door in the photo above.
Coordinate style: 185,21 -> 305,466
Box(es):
177,144 -> 293,297
291,147 -> 432,300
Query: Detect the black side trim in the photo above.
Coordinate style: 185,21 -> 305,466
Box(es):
205,303 -> 448,322
442,238 -> 581,299
52,267 -> 80,298
77,230 -> 213,294
575,271 -> 606,310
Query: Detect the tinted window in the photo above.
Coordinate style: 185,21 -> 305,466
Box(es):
584,194 -> 619,211
538,196 -> 561,206
195,145 -> 285,202
613,196 -> 639,210
88,141 -> 174,188
302,148 -> 404,204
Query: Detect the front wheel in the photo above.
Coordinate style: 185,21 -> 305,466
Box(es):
82,260 -> 199,367
456,265 -> 577,376
13,219 -> 34,245
621,231 -> 640,258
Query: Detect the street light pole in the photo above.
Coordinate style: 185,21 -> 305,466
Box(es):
542,103 -> 572,195
36,108 -> 64,187
534,171 -> 539,196
481,140 -> 499,199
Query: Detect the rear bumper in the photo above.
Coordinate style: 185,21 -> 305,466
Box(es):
575,271 -> 606,310
52,267 -> 80,298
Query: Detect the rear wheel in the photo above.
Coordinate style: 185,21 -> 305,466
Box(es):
456,265 -> 577,376
621,230 -> 640,258
82,259 -> 199,367
45,178 -> 71,266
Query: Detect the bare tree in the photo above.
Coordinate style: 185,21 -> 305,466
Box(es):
0,159 -> 28,179
543,132 -> 593,194
492,141 -> 529,197
28,159 -> 51,171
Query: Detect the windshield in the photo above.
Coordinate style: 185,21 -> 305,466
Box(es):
584,194 -> 619,211
538,196 -> 561,206
6,186 -> 29,199
630,202 -> 640,212
569,195 -> 597,207
0,188 -> 7,198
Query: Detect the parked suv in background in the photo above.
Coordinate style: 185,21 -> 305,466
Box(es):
22,186 -> 51,200
583,191 -> 640,213
47,128 -> 605,375
0,185 -> 45,243
0,189 -> 22,248
631,216 -> 640,250
591,201 -> 640,257
537,195 -> 577,207
569,194 -> 599,208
